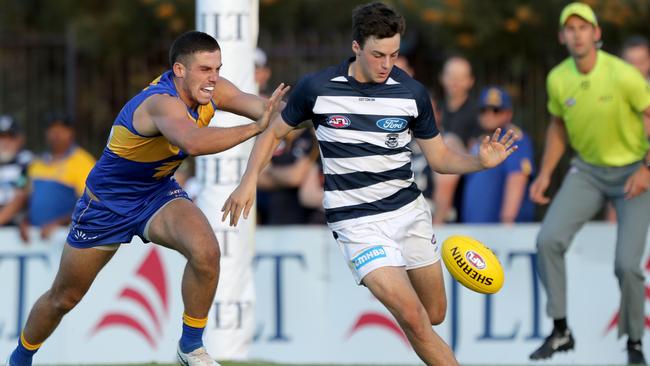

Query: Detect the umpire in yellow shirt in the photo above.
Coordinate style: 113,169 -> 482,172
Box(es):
529,3 -> 650,365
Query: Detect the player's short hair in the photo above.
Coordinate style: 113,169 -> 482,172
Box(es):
352,2 -> 405,48
169,31 -> 221,67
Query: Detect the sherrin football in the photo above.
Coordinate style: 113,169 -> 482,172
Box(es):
441,235 -> 504,294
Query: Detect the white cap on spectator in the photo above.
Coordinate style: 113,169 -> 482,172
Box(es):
255,48 -> 267,68
0,115 -> 19,135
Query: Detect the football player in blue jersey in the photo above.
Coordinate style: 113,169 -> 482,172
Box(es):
6,31 -> 288,366
222,2 -> 517,365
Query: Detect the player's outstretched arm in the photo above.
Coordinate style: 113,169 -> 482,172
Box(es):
221,114 -> 295,226
143,83 -> 289,156
213,77 -> 275,121
529,117 -> 567,204
417,128 -> 518,175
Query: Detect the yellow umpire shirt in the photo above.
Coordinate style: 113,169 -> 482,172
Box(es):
547,50 -> 650,167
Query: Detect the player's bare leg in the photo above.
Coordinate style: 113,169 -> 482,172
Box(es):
8,244 -> 117,366
408,261 -> 448,325
363,266 -> 458,366
147,198 -> 220,365
148,198 -> 220,317
22,244 -> 117,342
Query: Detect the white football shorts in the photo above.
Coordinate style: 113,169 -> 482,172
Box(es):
332,195 -> 441,284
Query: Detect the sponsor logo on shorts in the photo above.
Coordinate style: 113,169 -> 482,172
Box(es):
327,115 -> 351,128
352,246 -> 387,270
72,229 -> 99,241
376,117 -> 407,131
465,250 -> 486,270
431,235 -> 439,252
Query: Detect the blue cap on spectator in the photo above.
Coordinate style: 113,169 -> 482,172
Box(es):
46,114 -> 74,129
479,86 -> 512,110
0,115 -> 20,135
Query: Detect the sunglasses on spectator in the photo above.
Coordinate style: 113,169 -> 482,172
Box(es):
480,106 -> 504,114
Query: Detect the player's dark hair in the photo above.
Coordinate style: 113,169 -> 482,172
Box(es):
169,31 -> 221,67
352,2 -> 405,48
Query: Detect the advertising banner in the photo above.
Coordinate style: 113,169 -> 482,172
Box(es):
0,224 -> 648,365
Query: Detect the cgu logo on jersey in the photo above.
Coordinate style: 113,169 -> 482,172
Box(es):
465,250 -> 487,270
376,117 -> 407,132
327,115 -> 351,128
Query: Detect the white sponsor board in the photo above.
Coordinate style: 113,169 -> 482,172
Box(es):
0,224 -> 648,364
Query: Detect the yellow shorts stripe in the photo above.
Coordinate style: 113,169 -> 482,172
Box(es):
183,313 -> 208,328
20,332 -> 42,351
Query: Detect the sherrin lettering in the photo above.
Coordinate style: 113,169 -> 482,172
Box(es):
441,235 -> 504,294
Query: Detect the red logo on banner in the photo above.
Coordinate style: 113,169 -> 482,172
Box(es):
603,257 -> 650,335
347,311 -> 409,346
91,248 -> 169,348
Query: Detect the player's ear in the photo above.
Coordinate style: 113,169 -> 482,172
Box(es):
352,40 -> 361,56
172,62 -> 185,78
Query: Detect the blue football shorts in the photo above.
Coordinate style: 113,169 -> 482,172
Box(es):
66,180 -> 190,248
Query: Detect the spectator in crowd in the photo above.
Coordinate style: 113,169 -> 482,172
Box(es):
461,86 -> 535,223
439,55 -> 482,147
604,35 -> 650,222
298,158 -> 327,225
0,115 -> 32,226
255,48 -> 273,97
432,55 -> 482,224
621,35 -> 650,144
529,3 -> 650,364
622,35 -> 650,81
393,55 -> 434,205
254,47 -> 274,224
257,127 -> 320,225
394,54 -> 414,77
18,116 -> 95,242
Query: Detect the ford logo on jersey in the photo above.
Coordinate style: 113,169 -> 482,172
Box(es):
327,115 -> 351,128
376,117 -> 407,131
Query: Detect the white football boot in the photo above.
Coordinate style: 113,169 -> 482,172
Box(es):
176,345 -> 220,366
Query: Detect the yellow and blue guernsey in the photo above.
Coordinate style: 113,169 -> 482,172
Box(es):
28,147 -> 95,226
67,70 -> 215,248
